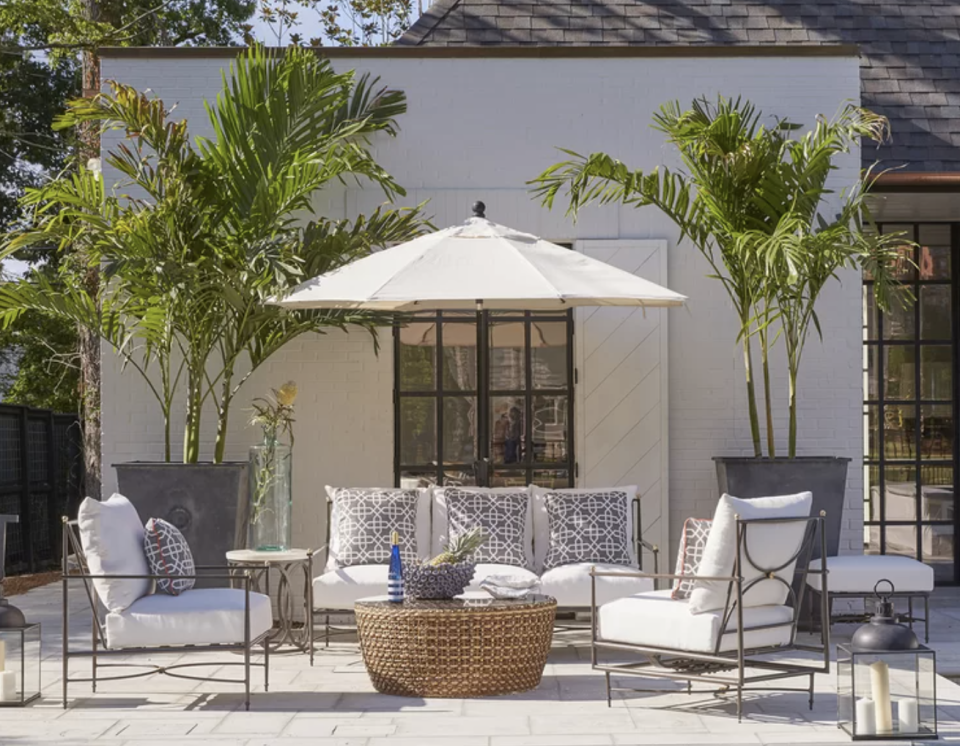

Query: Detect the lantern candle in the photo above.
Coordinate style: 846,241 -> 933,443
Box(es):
898,698 -> 919,733
856,698 -> 876,735
0,639 -> 5,670
871,660 -> 893,733
0,671 -> 15,702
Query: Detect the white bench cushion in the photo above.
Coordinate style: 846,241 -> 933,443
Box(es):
597,589 -> 794,653
807,555 -> 934,593
314,563 -> 540,610
539,563 -> 653,607
104,588 -> 272,649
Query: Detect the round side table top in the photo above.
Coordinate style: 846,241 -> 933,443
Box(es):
226,548 -> 311,564
355,592 -> 555,612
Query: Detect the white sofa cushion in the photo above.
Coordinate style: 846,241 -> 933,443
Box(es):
314,563 -> 541,610
432,487 -> 533,569
688,492 -> 813,614
532,486 -> 638,573
598,589 -> 794,653
315,564 -> 388,610
539,563 -> 653,607
325,487 -> 431,571
807,555 -> 934,593
104,588 -> 272,649
77,494 -> 151,613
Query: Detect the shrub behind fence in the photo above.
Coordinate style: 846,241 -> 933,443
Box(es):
0,404 -> 83,575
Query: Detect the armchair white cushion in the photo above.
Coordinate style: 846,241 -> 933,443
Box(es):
77,494 -> 150,613
104,588 -> 272,649
540,563 -> 653,607
598,589 -> 794,653
688,491 -> 813,614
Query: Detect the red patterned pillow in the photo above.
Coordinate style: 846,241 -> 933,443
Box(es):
672,517 -> 712,600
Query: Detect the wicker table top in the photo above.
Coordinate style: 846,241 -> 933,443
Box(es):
355,593 -> 555,613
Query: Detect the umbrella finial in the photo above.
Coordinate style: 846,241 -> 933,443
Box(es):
471,201 -> 486,219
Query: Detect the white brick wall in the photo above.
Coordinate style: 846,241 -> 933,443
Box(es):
100,50 -> 863,558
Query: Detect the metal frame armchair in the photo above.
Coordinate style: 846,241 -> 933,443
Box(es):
61,518 -> 272,710
590,513 -> 830,721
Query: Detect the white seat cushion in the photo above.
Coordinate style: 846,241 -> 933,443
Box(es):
315,565 -> 388,610
314,564 -> 541,609
807,555 -> 934,593
77,494 -> 150,613
598,589 -> 794,653
104,588 -> 272,649
539,563 -> 653,607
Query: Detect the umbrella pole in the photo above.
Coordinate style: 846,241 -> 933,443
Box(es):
475,299 -> 489,486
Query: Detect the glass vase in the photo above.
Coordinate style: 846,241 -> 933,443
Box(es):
247,440 -> 292,551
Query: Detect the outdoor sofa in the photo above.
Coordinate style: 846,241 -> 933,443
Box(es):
312,485 -> 659,641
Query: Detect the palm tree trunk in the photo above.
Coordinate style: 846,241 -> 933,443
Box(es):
788,355 -> 799,459
742,335 -> 763,458
759,327 -> 776,458
183,373 -> 202,463
213,370 -> 234,464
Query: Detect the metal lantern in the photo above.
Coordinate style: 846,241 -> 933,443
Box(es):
0,515 -> 41,707
838,579 -> 937,740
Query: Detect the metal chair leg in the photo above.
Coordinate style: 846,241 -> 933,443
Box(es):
908,596 -> 915,631
809,673 -> 815,710
91,613 -> 98,693
263,636 -> 270,693
925,595 -> 930,643
605,671 -> 611,707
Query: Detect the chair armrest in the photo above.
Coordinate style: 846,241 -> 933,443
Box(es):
67,572 -> 253,582
590,568 -> 737,583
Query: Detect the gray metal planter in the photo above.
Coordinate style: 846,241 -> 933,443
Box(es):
713,456 -> 851,560
114,462 -> 248,587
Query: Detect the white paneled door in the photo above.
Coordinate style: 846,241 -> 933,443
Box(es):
574,240 -> 671,572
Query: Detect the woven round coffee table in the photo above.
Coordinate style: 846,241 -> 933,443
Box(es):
355,594 -> 556,698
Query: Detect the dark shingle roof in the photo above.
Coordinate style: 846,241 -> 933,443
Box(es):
397,0 -> 960,172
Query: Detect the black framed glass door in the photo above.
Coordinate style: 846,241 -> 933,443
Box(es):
864,222 -> 958,583
394,310 -> 575,489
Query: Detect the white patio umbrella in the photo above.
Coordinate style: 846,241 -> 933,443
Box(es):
273,202 -> 686,312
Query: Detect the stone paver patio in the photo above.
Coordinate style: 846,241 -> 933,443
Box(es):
6,583 -> 960,745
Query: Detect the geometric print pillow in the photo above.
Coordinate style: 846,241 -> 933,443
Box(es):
445,488 -> 528,567
143,517 -> 196,595
671,517 -> 712,600
331,488 -> 420,567
542,490 -> 631,571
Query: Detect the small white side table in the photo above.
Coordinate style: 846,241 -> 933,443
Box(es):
226,548 -> 314,662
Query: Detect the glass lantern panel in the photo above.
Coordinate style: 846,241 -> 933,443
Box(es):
838,650 -> 854,735
0,625 -> 41,706
846,647 -> 936,738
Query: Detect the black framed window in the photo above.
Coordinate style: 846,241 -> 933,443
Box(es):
394,310 -> 575,490
864,223 -> 958,583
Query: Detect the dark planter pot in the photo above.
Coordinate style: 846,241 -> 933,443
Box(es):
713,456 -> 851,560
114,462 -> 248,588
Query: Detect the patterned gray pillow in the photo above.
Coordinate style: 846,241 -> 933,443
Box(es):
333,489 -> 420,567
144,517 -> 196,595
542,491 -> 631,571
672,517 -> 712,600
445,489 -> 528,567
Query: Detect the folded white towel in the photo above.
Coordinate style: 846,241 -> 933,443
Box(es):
482,573 -> 539,590
480,582 -> 535,600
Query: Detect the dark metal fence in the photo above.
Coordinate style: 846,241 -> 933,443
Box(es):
0,404 -> 83,575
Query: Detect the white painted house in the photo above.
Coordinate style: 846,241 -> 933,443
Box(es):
98,46 -> 863,562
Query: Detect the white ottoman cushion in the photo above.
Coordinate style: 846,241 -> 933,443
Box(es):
105,588 -> 272,648
539,563 -> 653,607
598,589 -> 794,653
807,555 -> 934,593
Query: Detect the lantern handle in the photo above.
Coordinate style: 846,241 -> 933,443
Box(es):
874,578 -> 895,599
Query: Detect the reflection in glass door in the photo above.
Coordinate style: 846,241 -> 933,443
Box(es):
395,311 -> 575,490
863,223 -> 958,583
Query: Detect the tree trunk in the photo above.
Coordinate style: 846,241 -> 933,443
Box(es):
79,2 -> 102,497
759,327 -> 776,459
742,334 -> 763,459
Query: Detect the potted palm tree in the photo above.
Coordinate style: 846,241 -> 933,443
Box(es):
0,46 -> 427,572
532,97 -> 908,557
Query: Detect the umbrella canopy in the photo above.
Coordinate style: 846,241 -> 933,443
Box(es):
273,203 -> 686,311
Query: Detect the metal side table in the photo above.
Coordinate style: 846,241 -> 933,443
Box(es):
226,549 -> 314,662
